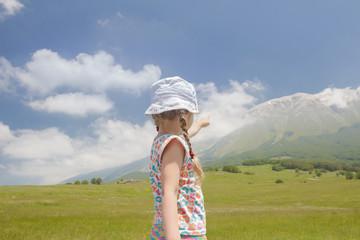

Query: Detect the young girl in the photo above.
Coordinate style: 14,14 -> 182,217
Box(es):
145,76 -> 210,240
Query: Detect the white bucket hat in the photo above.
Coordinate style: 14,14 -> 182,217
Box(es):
145,76 -> 199,115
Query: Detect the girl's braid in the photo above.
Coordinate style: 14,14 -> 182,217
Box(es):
178,110 -> 204,185
178,110 -> 192,154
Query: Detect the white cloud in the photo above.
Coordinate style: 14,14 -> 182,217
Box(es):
2,128 -> 74,159
88,118 -> 154,165
98,11 -> 125,28
28,92 -> 113,116
316,87 -> 360,109
0,0 -> 24,20
98,19 -> 109,27
11,49 -> 161,95
0,57 -> 17,91
0,122 -> 15,146
7,159 -> 76,184
117,11 -> 125,19
1,49 -> 161,117
0,119 -> 155,184
195,79 -> 264,140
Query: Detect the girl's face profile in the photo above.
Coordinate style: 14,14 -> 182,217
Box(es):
185,112 -> 194,130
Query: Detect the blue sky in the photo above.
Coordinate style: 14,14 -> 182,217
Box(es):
1,0 -> 360,185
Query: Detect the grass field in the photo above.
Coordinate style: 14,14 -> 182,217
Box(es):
1,165 -> 360,240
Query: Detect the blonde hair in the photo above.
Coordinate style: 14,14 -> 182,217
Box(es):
152,109 -> 204,185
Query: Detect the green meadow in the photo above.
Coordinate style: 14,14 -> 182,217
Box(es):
1,165 -> 360,240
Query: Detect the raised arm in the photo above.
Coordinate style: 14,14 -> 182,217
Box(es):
188,114 -> 211,138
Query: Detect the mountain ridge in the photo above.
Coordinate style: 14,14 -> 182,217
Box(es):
199,88 -> 360,160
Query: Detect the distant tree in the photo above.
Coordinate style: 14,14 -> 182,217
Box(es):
272,164 -> 283,171
342,165 -> 360,173
295,168 -> 300,173
81,180 -> 89,185
222,165 -> 241,173
345,171 -> 354,180
356,172 -> 360,180
95,178 -> 103,185
91,178 -> 96,184
74,180 -> 81,185
315,169 -> 322,177
275,179 -> 284,184
243,159 -> 279,166
203,166 -> 221,172
280,160 -> 314,171
313,162 -> 340,172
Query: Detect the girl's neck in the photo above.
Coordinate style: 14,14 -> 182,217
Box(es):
156,119 -> 183,138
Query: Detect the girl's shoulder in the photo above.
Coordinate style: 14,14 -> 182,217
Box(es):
152,134 -> 189,156
154,134 -> 186,146
154,133 -> 185,142
151,134 -> 190,168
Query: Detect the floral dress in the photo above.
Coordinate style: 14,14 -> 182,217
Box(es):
149,134 -> 206,239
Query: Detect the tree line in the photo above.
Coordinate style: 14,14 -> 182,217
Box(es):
68,177 -> 103,185
242,159 -> 360,173
204,159 -> 360,180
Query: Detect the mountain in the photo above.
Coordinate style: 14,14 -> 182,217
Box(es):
61,88 -> 360,183
199,90 -> 360,161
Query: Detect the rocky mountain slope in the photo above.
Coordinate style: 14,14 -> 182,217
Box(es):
200,89 -> 360,160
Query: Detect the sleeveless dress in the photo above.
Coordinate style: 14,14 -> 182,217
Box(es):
149,134 -> 206,239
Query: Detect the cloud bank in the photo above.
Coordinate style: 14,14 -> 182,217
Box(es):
0,0 -> 24,20
0,79 -> 264,184
28,93 -> 113,116
3,127 -> 74,159
0,57 -> 17,91
0,120 -> 155,184
15,49 -> 161,95
0,49 -> 161,116
195,79 -> 264,140
0,47 -> 162,183
316,87 -> 360,109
